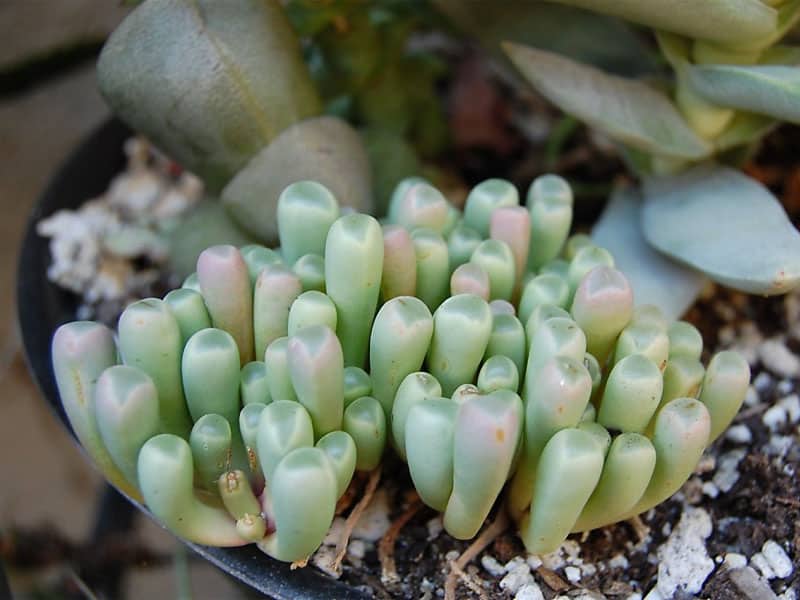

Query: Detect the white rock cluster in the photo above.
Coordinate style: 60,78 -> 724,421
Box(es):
37,137 -> 202,315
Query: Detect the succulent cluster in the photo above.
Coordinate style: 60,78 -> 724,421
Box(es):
440,0 -> 800,318
52,176 -> 749,564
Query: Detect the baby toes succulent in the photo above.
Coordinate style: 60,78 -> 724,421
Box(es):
51,175 -> 749,566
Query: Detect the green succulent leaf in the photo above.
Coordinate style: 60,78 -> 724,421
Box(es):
641,164 -> 800,295
686,64 -> 800,124
433,0 -> 656,75
547,0 -> 777,46
97,0 -> 321,191
592,186 -> 707,321
222,117 -> 373,244
503,43 -> 711,161
712,112 -> 777,154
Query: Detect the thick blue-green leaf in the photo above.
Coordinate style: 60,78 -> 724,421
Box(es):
642,165 -> 800,295
432,0 -> 657,76
592,187 -> 707,320
686,65 -> 800,123
548,0 -> 777,45
503,43 -> 711,160
97,0 -> 321,192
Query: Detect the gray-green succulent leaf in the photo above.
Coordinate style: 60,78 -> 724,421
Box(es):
641,164 -> 800,294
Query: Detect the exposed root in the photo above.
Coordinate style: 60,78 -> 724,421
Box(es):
379,492 -> 423,586
628,514 -> 650,543
335,475 -> 360,516
444,508 -> 509,600
331,466 -> 382,574
290,556 -> 308,570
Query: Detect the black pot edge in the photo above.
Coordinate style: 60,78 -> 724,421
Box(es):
16,118 -> 373,600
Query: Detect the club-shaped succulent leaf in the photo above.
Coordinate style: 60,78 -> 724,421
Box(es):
164,288 -> 212,346
524,304 -> 571,351
394,183 -> 449,234
699,351 -> 751,442
257,447 -> 338,562
370,297 -> 434,417
614,319 -> 670,371
182,328 -> 241,422
566,246 -> 615,299
381,225 -> 417,301
463,179 -> 519,237
526,174 -> 574,271
253,264 -> 303,361
470,239 -> 516,301
277,181 -> 339,265
564,233 -> 594,261
391,372 -> 443,459
287,325 -> 344,438
315,430 -> 357,497
518,272 -> 570,325
571,266 -> 634,362
626,398 -> 711,517
344,366 -> 372,407
240,361 -> 271,407
51,322 -> 140,499
197,245 -> 254,365
292,253 -> 326,293
445,390 -> 523,539
239,402 -> 266,487
572,432 -> 657,533
477,356 -> 520,394
447,224 -> 483,274
450,263 -> 491,301
668,321 -> 703,361
658,356 -> 705,411
485,314 -> 527,380
190,414 -> 233,492
524,316 -> 587,378
118,299 -> 191,437
387,176 -> 430,224
428,294 -> 494,396
325,213 -> 384,367
405,398 -> 457,511
521,427 -> 604,553
489,206 -> 531,292
597,354 -> 663,433
256,400 -> 314,483
240,244 -> 284,286
511,356 -> 592,519
138,434 -> 247,546
343,396 -> 387,471
412,228 -> 450,310
263,337 -> 297,402
94,365 -> 160,488
287,291 -> 337,337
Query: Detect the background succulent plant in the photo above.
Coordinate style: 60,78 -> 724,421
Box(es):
52,176 -> 749,566
438,0 -> 800,319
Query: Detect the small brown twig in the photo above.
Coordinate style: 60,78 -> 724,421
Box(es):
379,492 -> 423,586
332,466 -> 383,574
444,508 -> 510,600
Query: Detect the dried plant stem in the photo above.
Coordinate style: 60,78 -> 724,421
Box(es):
444,508 -> 509,600
379,492 -> 423,585
332,466 -> 383,573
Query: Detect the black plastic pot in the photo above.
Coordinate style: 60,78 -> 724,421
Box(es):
17,119 -> 371,600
